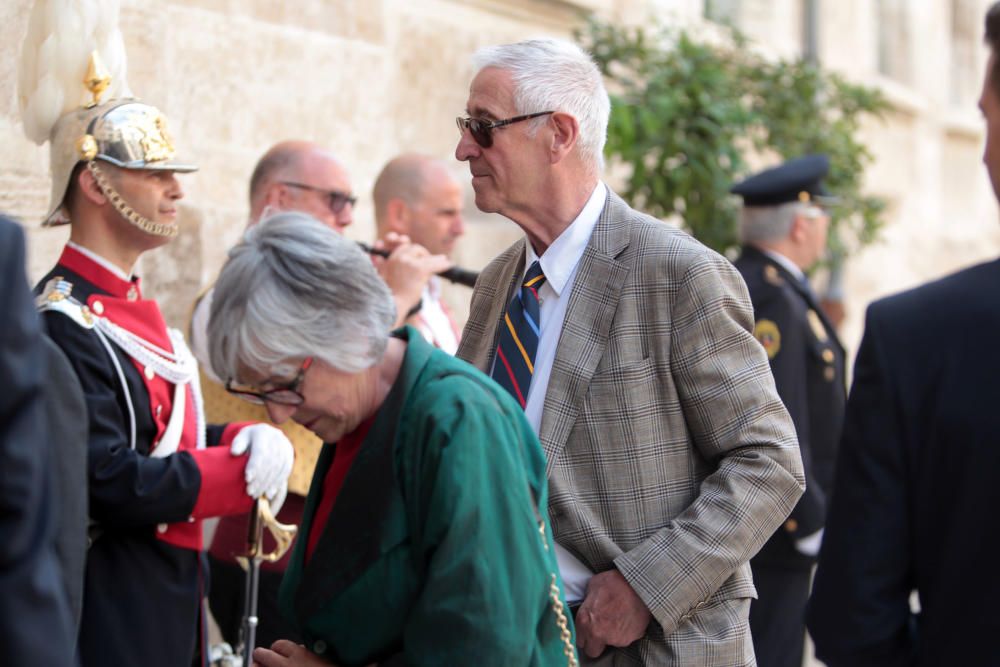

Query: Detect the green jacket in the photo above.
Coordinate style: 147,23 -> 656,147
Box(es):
279,327 -> 575,666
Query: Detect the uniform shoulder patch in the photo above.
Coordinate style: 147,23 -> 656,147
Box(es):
754,318 -> 781,359
35,277 -> 96,329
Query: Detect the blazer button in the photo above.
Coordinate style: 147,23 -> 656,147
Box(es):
784,518 -> 798,533
156,523 -> 168,534
313,640 -> 327,654
92,300 -> 104,315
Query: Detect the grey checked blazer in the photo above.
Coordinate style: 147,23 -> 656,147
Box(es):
457,189 -> 804,666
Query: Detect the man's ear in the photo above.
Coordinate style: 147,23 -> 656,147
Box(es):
76,164 -> 108,206
789,215 -> 809,243
267,182 -> 290,211
384,198 -> 411,236
548,111 -> 580,164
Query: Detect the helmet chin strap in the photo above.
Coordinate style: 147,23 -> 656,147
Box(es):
87,160 -> 178,238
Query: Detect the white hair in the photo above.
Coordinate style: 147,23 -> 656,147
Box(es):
740,201 -> 815,244
472,38 -> 610,174
208,212 -> 396,383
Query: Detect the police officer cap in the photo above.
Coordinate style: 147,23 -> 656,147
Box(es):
730,154 -> 832,207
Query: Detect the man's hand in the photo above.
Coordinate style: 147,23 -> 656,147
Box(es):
372,233 -> 452,326
230,424 -> 294,513
252,640 -> 335,667
575,569 -> 652,658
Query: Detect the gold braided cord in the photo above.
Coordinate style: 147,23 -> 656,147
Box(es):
549,573 -> 578,667
87,161 -> 178,238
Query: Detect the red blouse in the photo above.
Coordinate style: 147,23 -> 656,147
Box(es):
305,417 -> 376,564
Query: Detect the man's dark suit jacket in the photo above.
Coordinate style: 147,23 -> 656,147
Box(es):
0,216 -> 76,665
807,258 -> 1000,667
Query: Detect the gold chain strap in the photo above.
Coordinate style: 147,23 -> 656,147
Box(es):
549,573 -> 578,666
537,517 -> 578,666
87,161 -> 178,238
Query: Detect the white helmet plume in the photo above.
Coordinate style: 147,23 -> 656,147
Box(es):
18,0 -> 133,145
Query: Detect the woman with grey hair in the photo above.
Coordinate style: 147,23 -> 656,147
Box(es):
209,212 -> 576,667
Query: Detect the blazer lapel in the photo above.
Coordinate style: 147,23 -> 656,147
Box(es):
538,189 -> 630,471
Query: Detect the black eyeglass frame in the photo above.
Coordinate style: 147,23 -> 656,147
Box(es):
455,111 -> 555,148
280,181 -> 357,214
225,357 -> 314,407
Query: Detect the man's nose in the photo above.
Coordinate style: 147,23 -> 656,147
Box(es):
167,173 -> 184,200
455,129 -> 480,162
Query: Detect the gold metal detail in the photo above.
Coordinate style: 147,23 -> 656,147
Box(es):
549,574 -> 578,667
807,310 -> 828,342
76,134 -> 98,161
785,518 -> 799,533
87,161 -> 178,238
84,51 -> 112,107
763,265 -> 784,286
246,497 -> 297,564
822,348 -> 834,363
80,306 -> 94,326
798,190 -> 811,203
138,113 -> 176,163
824,366 -> 836,382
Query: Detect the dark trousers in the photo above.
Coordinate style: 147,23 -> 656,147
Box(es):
749,564 -> 811,667
208,555 -> 302,651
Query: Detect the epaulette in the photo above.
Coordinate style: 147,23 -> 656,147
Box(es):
35,276 -> 96,329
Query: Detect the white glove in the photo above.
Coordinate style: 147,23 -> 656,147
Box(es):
230,424 -> 294,513
794,527 -> 824,557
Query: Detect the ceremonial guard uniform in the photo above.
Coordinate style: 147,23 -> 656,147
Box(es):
37,247 -> 255,666
731,155 -> 847,667
18,3 -> 293,664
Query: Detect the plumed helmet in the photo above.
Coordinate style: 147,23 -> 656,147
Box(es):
17,0 -> 196,226
44,94 -> 197,226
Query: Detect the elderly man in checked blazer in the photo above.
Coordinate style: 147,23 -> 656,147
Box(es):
455,39 -> 805,665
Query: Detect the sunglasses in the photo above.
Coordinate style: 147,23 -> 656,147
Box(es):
281,181 -> 357,214
455,111 -> 554,148
226,357 -> 313,407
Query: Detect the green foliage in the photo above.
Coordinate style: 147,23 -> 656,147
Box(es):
577,18 -> 891,258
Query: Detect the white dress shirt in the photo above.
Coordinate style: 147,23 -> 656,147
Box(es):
412,277 -> 459,355
494,182 -> 607,602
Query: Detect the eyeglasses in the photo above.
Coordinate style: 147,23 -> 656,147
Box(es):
226,357 -> 313,406
280,181 -> 357,214
455,111 -> 555,149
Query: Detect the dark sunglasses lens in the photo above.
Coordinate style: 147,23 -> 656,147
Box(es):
469,119 -> 493,148
328,194 -> 354,214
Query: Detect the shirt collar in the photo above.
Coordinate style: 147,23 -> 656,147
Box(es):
66,241 -> 134,282
524,182 -> 606,296
760,248 -> 805,282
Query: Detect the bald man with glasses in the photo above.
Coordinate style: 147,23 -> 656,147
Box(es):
189,140 -> 447,654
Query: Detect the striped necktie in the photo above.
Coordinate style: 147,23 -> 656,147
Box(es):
491,261 -> 546,408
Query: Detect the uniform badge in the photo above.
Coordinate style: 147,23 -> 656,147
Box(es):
754,319 -> 781,359
764,265 -> 784,286
807,309 -> 828,342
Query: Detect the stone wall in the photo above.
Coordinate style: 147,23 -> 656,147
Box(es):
4,0 -> 999,360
